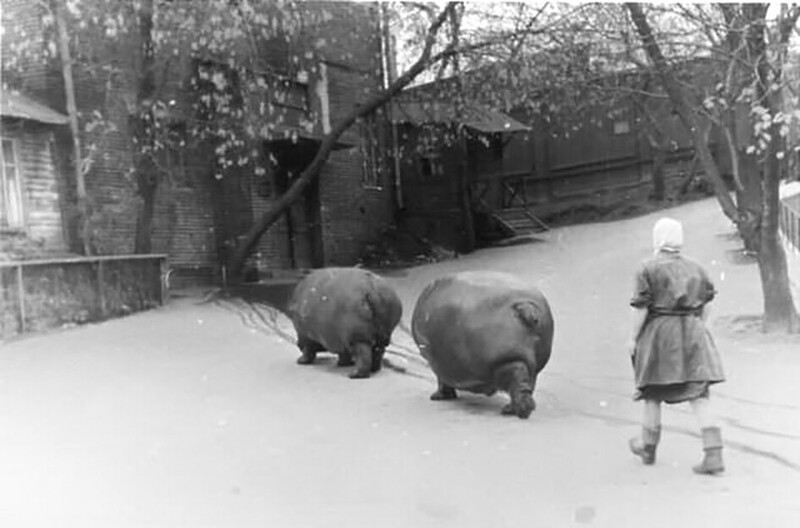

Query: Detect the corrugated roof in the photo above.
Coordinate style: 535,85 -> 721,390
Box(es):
0,90 -> 69,125
390,99 -> 529,133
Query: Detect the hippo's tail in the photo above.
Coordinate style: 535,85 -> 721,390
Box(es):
512,301 -> 540,329
364,289 -> 403,347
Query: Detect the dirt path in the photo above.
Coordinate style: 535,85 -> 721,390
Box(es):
1,198 -> 798,527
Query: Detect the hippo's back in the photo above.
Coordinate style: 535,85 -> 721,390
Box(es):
288,267 -> 402,351
412,271 -> 553,390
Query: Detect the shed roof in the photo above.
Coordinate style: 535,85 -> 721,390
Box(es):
0,90 -> 69,125
390,99 -> 529,134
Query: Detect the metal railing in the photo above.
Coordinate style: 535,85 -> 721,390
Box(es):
0,254 -> 168,339
780,194 -> 800,253
500,174 -> 550,232
501,173 -> 530,209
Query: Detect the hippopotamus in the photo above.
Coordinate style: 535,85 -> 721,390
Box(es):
286,267 -> 403,379
411,271 -> 554,418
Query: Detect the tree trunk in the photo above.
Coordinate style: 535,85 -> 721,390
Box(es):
758,140 -> 799,332
457,133 -> 476,252
734,151 -> 762,252
749,4 -> 799,332
626,2 -> 799,333
133,0 -> 157,255
132,162 -> 158,255
54,0 -> 91,255
756,79 -> 799,332
135,172 -> 157,254
651,147 -> 666,201
635,91 -> 668,202
227,3 -> 457,279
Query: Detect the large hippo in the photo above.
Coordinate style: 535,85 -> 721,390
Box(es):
411,271 -> 554,418
287,267 -> 403,379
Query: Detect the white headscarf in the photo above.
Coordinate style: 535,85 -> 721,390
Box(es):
652,217 -> 683,255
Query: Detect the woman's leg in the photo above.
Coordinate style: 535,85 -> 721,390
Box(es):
690,396 -> 724,475
630,399 -> 662,465
689,396 -> 717,428
643,399 -> 661,429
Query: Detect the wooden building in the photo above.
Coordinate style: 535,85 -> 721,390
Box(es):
0,91 -> 71,259
499,87 -> 722,221
390,95 -> 535,250
393,64 -> 733,249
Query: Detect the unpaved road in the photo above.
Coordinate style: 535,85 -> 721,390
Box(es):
1,198 -> 799,527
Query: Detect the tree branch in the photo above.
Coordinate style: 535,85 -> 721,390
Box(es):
36,0 -> 53,15
772,4 -> 800,82
507,3 -> 549,60
429,24 -> 551,66
625,2 -> 739,223
228,2 -> 458,277
779,5 -> 800,43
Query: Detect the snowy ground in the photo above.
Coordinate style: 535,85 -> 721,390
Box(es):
1,197 -> 799,528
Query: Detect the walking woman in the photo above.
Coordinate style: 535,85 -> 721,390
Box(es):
627,217 -> 726,475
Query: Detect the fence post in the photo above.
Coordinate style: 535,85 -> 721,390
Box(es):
16,264 -> 26,334
97,259 -> 107,317
159,257 -> 168,305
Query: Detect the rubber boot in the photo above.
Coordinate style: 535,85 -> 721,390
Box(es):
693,427 -> 724,475
629,426 -> 661,465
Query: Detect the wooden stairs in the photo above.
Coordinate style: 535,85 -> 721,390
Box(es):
491,207 -> 549,236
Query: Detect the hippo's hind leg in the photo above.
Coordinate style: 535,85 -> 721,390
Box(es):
501,392 -> 534,418
348,342 -> 373,379
430,379 -> 458,401
296,337 -> 324,365
336,352 -> 354,367
495,361 -> 536,419
370,347 -> 385,373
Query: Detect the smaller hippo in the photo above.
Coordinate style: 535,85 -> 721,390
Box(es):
286,267 -> 403,379
411,271 -> 554,418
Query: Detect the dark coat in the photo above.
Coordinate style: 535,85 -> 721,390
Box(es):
630,253 -> 725,392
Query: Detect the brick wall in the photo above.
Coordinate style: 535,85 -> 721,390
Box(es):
317,60 -> 394,266
1,0 -> 52,100
2,1 -> 230,279
250,172 -> 294,273
149,143 -> 219,286
3,0 -> 396,279
240,1 -> 396,271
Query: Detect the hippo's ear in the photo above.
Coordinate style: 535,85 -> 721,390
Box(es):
512,302 -> 538,328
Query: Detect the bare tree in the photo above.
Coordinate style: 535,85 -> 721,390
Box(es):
626,2 -> 800,333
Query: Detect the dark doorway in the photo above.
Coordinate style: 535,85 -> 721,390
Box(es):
269,140 -> 324,269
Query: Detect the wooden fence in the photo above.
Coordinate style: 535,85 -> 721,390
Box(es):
0,254 -> 168,341
779,192 -> 800,254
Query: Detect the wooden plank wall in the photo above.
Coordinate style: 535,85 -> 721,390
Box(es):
1,122 -> 68,254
